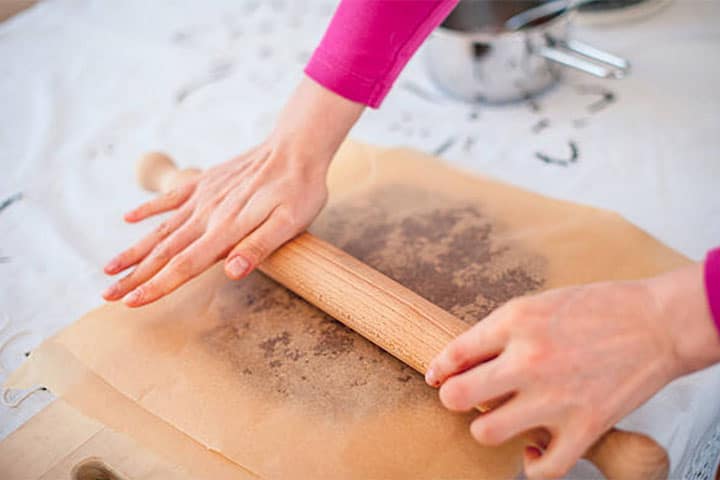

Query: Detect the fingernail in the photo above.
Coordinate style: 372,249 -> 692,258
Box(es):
102,284 -> 118,299
105,258 -> 120,273
123,288 -> 142,305
425,367 -> 439,387
524,446 -> 543,460
227,256 -> 250,278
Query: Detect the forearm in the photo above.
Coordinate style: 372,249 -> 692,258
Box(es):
650,261 -> 720,376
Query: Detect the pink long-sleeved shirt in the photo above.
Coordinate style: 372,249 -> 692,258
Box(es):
304,0 -> 458,108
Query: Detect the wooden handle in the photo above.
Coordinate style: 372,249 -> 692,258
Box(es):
135,152 -> 201,193
136,152 -> 669,480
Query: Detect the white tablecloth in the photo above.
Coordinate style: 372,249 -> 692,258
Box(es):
1,1 -> 719,478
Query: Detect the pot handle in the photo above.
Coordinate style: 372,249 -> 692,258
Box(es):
538,39 -> 631,79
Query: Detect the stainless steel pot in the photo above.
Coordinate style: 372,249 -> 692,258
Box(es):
425,0 -> 630,103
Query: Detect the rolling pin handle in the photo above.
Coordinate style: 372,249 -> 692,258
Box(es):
136,152 -> 201,194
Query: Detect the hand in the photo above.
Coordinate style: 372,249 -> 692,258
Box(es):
102,141 -> 329,307
425,264 -> 719,479
103,77 -> 365,307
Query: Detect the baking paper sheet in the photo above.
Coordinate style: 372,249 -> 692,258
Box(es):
4,343 -> 257,480
8,141 -> 689,478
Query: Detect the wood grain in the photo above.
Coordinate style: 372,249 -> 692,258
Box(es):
261,232 -> 468,374
136,151 -> 669,480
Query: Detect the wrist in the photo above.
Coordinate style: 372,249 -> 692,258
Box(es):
270,75 -> 365,164
648,263 -> 720,377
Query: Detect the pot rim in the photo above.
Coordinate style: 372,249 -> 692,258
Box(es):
432,7 -> 576,41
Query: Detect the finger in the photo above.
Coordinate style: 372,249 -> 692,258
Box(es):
425,314 -> 508,387
103,208 -> 192,276
123,182 -> 195,223
122,231 -> 227,307
469,396 -> 547,447
125,199 -> 277,307
103,223 -> 200,301
438,358 -> 518,412
224,206 -> 304,280
524,428 -> 591,480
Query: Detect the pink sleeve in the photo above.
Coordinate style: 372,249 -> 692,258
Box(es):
705,246 -> 720,335
304,0 -> 458,108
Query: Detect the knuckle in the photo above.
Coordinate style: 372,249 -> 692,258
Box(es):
151,246 -> 172,264
139,283 -> 159,300
445,342 -> 468,368
525,344 -> 549,366
241,240 -> 267,265
155,221 -> 172,238
187,211 -> 206,229
195,202 -> 215,220
274,205 -> 304,232
167,187 -> 185,201
161,190 -> 175,203
170,254 -> 194,276
504,298 -> 530,321
132,285 -> 148,300
512,347 -> 547,380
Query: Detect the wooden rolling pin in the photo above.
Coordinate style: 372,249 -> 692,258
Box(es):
136,152 -> 669,480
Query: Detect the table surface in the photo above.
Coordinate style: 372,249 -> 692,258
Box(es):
0,1 -> 719,478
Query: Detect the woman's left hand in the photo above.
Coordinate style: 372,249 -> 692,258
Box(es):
425,264 -> 717,479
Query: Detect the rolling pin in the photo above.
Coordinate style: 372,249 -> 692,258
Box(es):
136,152 -> 669,480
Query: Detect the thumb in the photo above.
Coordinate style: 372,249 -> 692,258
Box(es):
224,207 -> 303,280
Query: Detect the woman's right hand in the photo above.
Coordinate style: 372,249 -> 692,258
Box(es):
103,77 -> 365,307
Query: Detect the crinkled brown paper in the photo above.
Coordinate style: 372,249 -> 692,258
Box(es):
8,142 -> 689,479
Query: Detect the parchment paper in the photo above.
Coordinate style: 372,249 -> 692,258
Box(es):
3,345 -> 257,480
0,398 -> 197,480
8,141 -> 689,479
